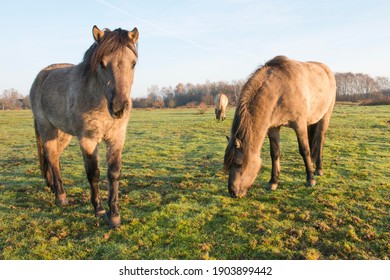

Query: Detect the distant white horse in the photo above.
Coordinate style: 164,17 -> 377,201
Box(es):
214,93 -> 228,121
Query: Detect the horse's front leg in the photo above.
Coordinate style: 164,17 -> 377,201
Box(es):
79,138 -> 105,218
106,140 -> 123,228
266,127 -> 281,191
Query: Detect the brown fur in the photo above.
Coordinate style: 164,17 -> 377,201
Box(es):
30,26 -> 139,227
224,56 -> 336,197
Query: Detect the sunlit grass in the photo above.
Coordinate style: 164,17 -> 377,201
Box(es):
0,105 -> 389,259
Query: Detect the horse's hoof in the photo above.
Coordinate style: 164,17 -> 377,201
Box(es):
315,169 -> 324,176
266,183 -> 278,191
56,193 -> 68,207
95,207 -> 106,218
56,198 -> 68,207
306,179 -> 316,187
108,214 -> 121,229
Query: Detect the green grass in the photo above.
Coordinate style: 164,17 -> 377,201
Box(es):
0,105 -> 389,259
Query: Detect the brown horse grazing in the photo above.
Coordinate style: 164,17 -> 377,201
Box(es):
224,56 -> 336,198
30,26 -> 139,228
214,93 -> 229,121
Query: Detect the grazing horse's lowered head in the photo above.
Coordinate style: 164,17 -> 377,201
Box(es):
84,25 -> 139,119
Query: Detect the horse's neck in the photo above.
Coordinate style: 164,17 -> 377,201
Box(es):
249,96 -> 275,156
74,67 -> 106,106
250,121 -> 269,157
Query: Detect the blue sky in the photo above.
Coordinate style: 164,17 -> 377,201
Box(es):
1,0 -> 389,97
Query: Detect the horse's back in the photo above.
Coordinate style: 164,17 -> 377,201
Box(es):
43,63 -> 74,71
215,93 -> 228,109
221,94 -> 228,108
267,56 -> 335,95
302,60 -> 336,122
30,63 -> 76,133
30,64 -> 74,100
293,60 -> 335,124
260,56 -> 336,126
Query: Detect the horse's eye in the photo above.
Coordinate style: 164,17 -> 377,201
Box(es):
234,150 -> 244,166
100,61 -> 106,69
132,61 -> 136,69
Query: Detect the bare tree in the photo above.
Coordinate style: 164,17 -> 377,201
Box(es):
376,76 -> 390,91
0,89 -> 24,110
335,72 -> 385,102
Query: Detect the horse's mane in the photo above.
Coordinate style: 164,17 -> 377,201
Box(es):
81,28 -> 138,79
223,56 -> 291,171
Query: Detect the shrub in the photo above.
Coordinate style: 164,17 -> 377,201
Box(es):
360,96 -> 390,106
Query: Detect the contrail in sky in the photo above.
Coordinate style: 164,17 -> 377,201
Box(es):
96,0 -> 215,51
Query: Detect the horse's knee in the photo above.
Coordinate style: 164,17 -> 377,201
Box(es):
108,164 -> 121,181
299,146 -> 310,158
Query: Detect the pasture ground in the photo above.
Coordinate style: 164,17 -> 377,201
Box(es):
0,104 -> 389,259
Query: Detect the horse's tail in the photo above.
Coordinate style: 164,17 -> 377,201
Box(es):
34,120 -> 48,178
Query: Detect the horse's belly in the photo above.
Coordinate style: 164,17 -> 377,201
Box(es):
42,108 -> 75,136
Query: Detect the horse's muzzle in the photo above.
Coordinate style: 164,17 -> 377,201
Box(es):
109,100 -> 129,119
228,184 -> 247,198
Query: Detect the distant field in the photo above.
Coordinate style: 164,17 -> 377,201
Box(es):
0,104 -> 389,259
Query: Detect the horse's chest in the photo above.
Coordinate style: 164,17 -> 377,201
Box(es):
81,115 -> 126,142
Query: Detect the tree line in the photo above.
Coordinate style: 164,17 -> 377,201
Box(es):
132,80 -> 244,109
335,73 -> 390,102
133,73 -> 390,108
1,72 -> 389,110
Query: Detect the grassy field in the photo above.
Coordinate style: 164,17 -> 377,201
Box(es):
0,104 -> 389,260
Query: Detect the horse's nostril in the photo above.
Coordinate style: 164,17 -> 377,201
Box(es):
113,108 -> 125,119
228,187 -> 237,198
109,100 -> 129,119
114,110 -> 122,118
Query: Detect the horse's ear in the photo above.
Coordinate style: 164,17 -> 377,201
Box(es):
128,27 -> 139,44
235,138 -> 242,149
92,25 -> 105,42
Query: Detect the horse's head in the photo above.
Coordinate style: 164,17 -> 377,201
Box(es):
91,25 -> 138,119
224,136 -> 261,198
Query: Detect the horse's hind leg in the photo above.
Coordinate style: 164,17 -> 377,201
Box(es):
42,129 -> 68,206
294,123 -> 316,187
34,120 -> 54,192
79,138 -> 105,218
310,115 -> 331,176
57,130 -> 72,154
266,127 -> 281,191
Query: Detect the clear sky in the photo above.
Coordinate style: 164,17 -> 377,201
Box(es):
1,0 -> 389,98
